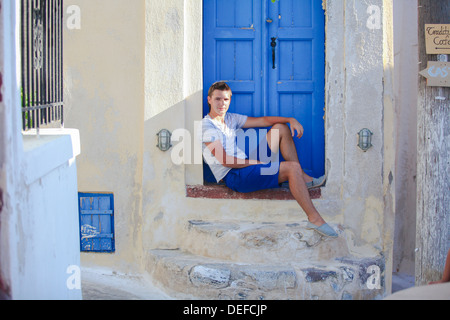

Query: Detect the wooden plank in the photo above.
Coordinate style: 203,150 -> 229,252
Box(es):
277,81 -> 314,93
277,28 -> 313,40
80,210 -> 113,215
214,28 -> 255,40
419,61 -> 450,87
416,0 -> 450,286
224,80 -> 255,92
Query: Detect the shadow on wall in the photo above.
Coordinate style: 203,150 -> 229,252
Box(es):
141,90 -> 203,249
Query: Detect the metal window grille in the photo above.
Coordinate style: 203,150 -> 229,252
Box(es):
21,0 -> 64,131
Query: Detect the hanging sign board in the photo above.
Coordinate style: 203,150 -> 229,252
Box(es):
419,61 -> 450,87
425,24 -> 450,54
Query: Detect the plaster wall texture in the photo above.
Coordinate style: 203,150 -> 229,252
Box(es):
2,130 -> 82,300
64,0 -> 396,295
1,0 -> 82,299
392,0 -> 418,276
12,132 -> 81,300
64,0 -> 146,272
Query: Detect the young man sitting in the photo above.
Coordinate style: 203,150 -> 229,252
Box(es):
201,81 -> 337,238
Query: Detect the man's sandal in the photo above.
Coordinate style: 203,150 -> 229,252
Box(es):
306,222 -> 338,238
306,175 -> 326,189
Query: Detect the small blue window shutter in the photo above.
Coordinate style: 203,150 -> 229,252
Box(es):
78,193 -> 115,252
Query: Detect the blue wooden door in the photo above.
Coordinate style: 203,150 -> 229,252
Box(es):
203,0 -> 325,179
78,193 -> 115,252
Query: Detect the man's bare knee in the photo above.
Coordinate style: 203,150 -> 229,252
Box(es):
267,124 -> 286,140
271,123 -> 290,136
267,124 -> 290,149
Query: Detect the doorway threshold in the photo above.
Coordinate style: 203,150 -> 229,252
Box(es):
186,184 -> 321,200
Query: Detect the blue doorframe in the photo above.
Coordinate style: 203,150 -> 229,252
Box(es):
203,0 -> 325,181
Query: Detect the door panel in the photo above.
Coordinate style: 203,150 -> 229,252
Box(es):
268,0 -> 325,177
279,41 -> 312,81
204,0 -> 262,117
279,0 -> 312,28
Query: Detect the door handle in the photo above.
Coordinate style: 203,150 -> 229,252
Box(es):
271,37 -> 277,69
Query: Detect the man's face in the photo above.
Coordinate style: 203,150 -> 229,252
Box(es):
208,89 -> 232,117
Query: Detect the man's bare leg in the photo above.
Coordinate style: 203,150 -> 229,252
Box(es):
266,124 -> 313,183
278,161 -> 325,226
266,124 -> 325,226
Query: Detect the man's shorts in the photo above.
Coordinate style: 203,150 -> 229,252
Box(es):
223,162 -> 281,193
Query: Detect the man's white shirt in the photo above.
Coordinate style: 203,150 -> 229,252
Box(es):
200,113 -> 248,182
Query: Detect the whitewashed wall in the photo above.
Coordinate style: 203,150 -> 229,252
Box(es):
392,0 -> 418,277
0,0 -> 82,300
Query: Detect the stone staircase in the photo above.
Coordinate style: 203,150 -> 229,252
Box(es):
146,220 -> 385,300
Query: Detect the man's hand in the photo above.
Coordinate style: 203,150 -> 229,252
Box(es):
288,118 -> 304,139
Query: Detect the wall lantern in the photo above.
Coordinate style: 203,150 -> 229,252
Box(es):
157,129 -> 172,151
358,128 -> 373,152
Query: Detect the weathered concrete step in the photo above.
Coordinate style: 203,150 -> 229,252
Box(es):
181,220 -> 350,263
146,249 -> 385,300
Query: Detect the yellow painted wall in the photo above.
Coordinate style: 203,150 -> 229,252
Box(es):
64,0 -> 145,272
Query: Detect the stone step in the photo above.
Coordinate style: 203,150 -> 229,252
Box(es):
180,220 -> 350,263
146,249 -> 385,300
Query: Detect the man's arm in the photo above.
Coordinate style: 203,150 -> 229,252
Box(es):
242,116 -> 304,138
205,140 -> 261,168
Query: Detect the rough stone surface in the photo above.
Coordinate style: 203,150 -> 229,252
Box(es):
302,268 -> 338,283
146,219 -> 385,300
336,256 -> 386,286
189,265 -> 231,289
186,184 -> 321,200
182,220 -> 349,263
147,247 -> 385,300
